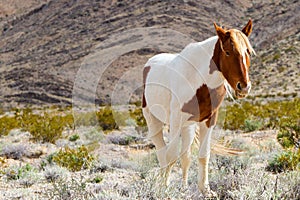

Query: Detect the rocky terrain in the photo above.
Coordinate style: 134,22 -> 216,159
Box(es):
0,1 -> 299,199
0,0 -> 299,107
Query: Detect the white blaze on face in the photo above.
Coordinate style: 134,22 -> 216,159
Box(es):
233,30 -> 253,85
242,49 -> 249,82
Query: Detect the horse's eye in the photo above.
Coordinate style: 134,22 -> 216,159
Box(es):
225,51 -> 230,56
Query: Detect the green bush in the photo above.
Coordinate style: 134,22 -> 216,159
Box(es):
69,134 -> 80,142
244,119 -> 262,132
96,106 -> 118,131
52,145 -> 94,171
266,149 -> 300,173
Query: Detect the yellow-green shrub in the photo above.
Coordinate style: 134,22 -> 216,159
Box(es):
223,98 -> 300,131
130,108 -> 146,127
0,116 -> 20,136
96,106 -> 118,131
20,110 -> 65,143
52,145 -> 94,171
266,149 -> 300,173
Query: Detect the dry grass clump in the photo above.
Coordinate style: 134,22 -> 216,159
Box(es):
0,144 -> 28,159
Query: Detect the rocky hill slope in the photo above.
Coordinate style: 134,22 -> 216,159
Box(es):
0,0 -> 299,107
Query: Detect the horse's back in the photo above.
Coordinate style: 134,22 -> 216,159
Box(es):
143,53 -> 177,124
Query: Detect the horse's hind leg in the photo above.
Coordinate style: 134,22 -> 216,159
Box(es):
143,107 -> 166,167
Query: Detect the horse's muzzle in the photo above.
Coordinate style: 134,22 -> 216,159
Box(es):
235,82 -> 251,99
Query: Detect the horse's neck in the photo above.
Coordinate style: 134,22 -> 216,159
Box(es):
179,36 -> 225,89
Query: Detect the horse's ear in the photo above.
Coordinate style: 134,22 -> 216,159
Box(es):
214,22 -> 230,43
242,19 -> 253,37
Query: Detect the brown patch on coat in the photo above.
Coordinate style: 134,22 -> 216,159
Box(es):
209,39 -> 222,74
142,66 -> 151,108
181,84 -> 226,127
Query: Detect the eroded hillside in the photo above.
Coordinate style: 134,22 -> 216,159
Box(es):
0,0 -> 299,107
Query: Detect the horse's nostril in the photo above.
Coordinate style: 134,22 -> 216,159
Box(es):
237,82 -> 242,91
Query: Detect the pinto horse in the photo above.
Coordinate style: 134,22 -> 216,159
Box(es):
142,20 -> 255,196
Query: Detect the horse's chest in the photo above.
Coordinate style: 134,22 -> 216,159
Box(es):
181,84 -> 226,123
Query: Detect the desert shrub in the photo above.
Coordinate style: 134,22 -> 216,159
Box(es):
130,108 -> 146,127
0,115 -> 20,136
1,144 -> 28,160
266,149 -> 300,173
277,121 -> 300,149
23,113 -> 65,143
69,134 -> 80,142
244,119 -> 263,132
90,175 -> 103,183
73,111 -> 98,127
17,108 -> 72,143
5,163 -> 35,180
52,145 -> 94,171
44,165 -> 69,183
224,98 -> 300,131
0,157 -> 7,168
46,176 -> 95,199
96,106 -> 119,131
106,133 -> 142,145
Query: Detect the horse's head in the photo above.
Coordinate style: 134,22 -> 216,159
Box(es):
214,20 -> 255,98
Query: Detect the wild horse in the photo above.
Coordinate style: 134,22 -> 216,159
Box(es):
142,20 -> 255,197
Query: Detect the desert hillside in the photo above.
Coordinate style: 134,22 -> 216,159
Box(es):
0,1 -> 299,199
0,0 -> 299,107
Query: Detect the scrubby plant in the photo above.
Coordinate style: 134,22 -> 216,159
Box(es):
266,149 -> 300,173
96,106 -> 119,131
1,144 -> 28,160
44,165 -> 69,183
46,176 -> 95,199
69,134 -> 80,142
91,175 -> 103,183
0,157 -> 7,168
106,133 -> 142,145
130,108 -> 147,127
0,115 -> 20,136
5,164 -> 35,180
277,121 -> 300,149
17,108 -> 73,143
73,111 -> 98,127
223,98 -> 300,131
244,119 -> 263,132
52,145 -> 94,171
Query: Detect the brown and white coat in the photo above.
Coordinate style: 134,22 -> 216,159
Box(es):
142,20 -> 255,197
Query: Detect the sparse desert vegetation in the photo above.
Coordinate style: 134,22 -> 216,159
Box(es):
0,0 -> 299,199
0,99 -> 299,199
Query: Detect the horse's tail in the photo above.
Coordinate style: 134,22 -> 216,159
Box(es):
194,125 -> 243,156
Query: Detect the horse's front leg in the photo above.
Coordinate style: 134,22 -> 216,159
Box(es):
180,124 -> 196,187
197,122 -> 217,197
